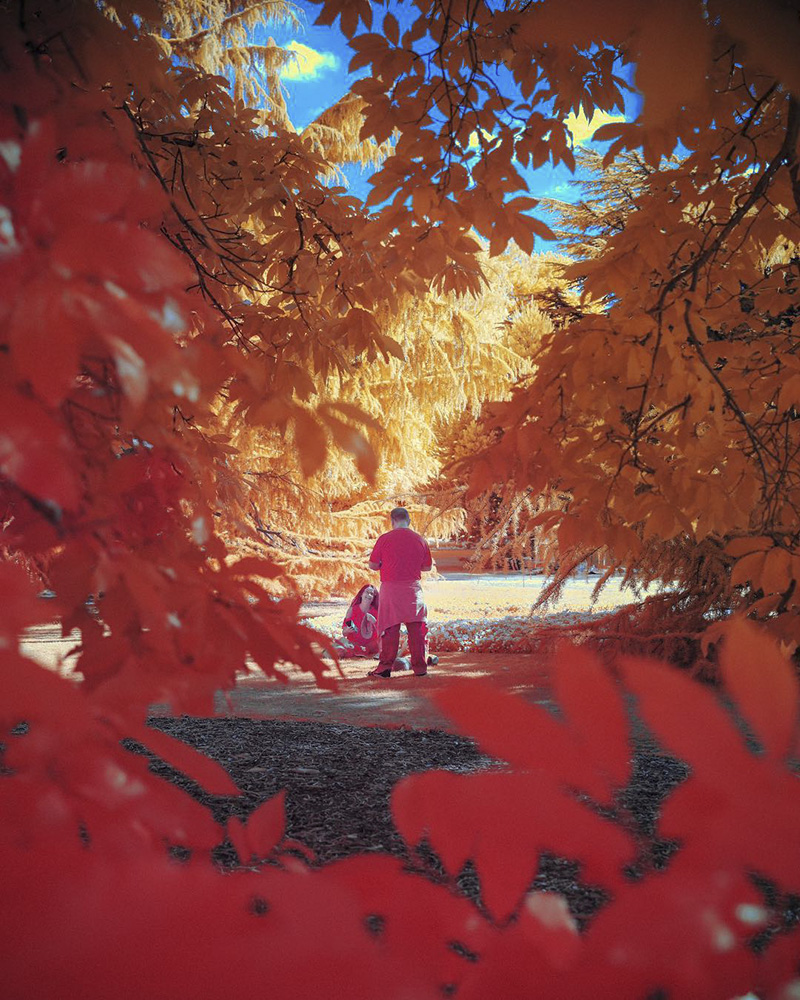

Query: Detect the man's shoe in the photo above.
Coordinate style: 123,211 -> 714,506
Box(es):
368,668 -> 391,678
413,668 -> 427,676
426,655 -> 439,667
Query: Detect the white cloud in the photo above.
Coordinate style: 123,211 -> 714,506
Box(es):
565,109 -> 626,145
280,41 -> 339,81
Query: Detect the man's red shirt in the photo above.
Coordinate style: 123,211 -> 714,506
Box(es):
369,527 -> 432,582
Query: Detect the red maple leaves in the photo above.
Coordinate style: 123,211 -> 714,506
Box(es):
392,623 -> 800,998
3,621 -> 798,998
393,649 -> 636,923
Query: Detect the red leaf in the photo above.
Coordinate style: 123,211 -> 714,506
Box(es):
392,769 -> 632,922
72,627 -> 129,692
51,222 -> 194,295
243,790 -> 286,857
620,656 -> 751,776
227,792 -> 285,862
432,678 -> 610,800
10,278 -> 83,405
227,556 -> 282,580
579,859 -> 764,1000
0,649 -> 88,728
660,765 -> 800,888
552,644 -> 630,793
391,769 -> 475,876
0,561 -> 49,640
312,855 -> 496,990
0,389 -> 80,510
105,333 -> 149,409
519,893 -> 581,969
65,746 -> 226,853
460,859 -> 766,999
35,161 -> 140,231
718,619 -> 799,760
280,838 -> 316,864
134,725 -> 241,796
226,816 -> 250,861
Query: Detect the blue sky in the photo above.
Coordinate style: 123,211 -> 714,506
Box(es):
263,1 -> 643,212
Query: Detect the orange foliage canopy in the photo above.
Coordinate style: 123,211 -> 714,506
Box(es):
329,0 -> 799,644
297,0 -> 800,645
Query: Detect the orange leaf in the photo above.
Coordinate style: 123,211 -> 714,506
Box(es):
320,400 -> 383,432
383,11 -> 399,45
292,408 -> 328,477
724,536 -> 773,558
730,550 -> 767,589
761,547 -> 793,595
374,333 -> 406,362
320,411 -> 378,481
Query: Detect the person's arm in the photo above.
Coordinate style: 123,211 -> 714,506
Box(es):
368,536 -> 382,572
421,538 -> 433,573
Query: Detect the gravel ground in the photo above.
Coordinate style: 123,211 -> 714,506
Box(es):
124,713 -> 692,930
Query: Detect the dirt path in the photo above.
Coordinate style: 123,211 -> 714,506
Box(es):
211,652 -> 552,730
22,572 -> 642,730
21,623 -> 555,732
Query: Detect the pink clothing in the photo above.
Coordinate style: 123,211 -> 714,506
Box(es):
370,528 -> 432,583
379,621 -> 427,674
376,579 -> 427,635
343,604 -> 378,652
371,526 -> 433,674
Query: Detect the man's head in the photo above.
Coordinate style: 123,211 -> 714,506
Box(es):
390,506 -> 410,527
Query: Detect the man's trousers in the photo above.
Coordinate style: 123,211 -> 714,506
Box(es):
378,621 -> 427,675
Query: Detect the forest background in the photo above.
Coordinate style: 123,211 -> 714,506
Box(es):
2,0 -> 800,997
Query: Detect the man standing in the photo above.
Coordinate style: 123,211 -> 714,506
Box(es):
367,507 -> 434,677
